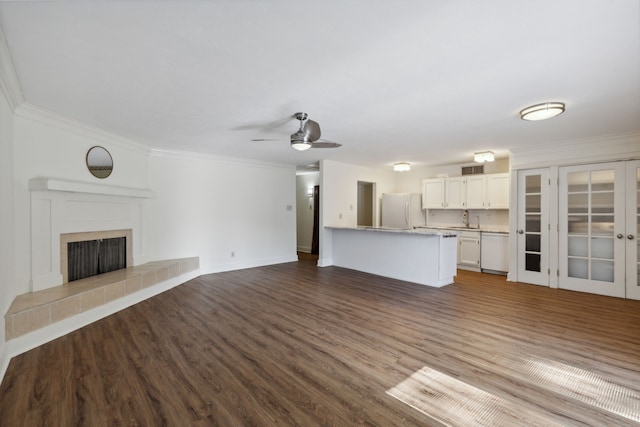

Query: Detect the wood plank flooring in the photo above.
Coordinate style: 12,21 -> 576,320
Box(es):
1,262 -> 639,426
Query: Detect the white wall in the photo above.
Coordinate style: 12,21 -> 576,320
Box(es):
0,77 -> 15,362
296,172 -> 319,253
318,159 -> 395,266
11,104 -> 151,295
147,150 -> 297,274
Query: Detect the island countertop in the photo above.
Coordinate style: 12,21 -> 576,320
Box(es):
324,226 -> 458,287
325,226 -> 457,237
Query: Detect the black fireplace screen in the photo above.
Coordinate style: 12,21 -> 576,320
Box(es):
67,237 -> 126,282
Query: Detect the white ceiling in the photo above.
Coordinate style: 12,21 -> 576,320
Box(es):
1,0 -> 638,169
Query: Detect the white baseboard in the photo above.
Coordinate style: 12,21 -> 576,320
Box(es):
316,258 -> 333,267
207,255 -> 298,274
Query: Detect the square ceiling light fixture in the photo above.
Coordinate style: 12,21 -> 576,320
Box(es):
473,151 -> 495,163
393,162 -> 411,172
520,102 -> 565,121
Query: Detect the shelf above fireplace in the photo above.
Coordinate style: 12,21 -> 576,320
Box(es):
29,177 -> 155,199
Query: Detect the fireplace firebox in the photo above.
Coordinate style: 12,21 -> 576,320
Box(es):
67,237 -> 127,282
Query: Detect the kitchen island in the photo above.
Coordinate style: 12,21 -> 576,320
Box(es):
325,226 -> 458,287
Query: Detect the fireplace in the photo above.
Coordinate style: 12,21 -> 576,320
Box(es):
60,229 -> 133,284
67,236 -> 126,282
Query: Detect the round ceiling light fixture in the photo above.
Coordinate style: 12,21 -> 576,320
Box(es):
520,102 -> 565,121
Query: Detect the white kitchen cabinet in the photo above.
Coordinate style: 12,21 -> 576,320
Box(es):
458,230 -> 481,271
486,173 -> 510,209
466,175 -> 486,209
422,178 -> 446,209
446,177 -> 467,209
423,173 -> 510,210
466,173 -> 510,209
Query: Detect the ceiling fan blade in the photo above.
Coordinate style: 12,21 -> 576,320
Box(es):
310,140 -> 342,148
303,119 -> 321,142
233,114 -> 296,131
250,138 -> 281,141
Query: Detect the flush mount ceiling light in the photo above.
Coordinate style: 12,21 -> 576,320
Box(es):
520,102 -> 565,121
393,162 -> 411,172
473,151 -> 495,163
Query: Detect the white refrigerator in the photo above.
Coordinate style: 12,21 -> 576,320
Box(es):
381,193 -> 425,229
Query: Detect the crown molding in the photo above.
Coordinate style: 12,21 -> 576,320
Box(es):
509,131 -> 640,170
15,102 -> 151,155
0,22 -> 24,111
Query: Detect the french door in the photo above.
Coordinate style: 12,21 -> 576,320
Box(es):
516,169 -> 549,285
625,161 -> 640,300
558,161 -> 639,298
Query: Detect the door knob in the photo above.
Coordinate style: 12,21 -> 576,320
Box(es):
517,230 -> 524,234
628,234 -> 635,240
617,234 -> 624,239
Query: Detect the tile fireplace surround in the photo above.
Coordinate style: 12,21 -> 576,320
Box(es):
5,257 -> 200,340
60,229 -> 133,284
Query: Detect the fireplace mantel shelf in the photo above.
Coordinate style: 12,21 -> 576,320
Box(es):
28,177 -> 155,199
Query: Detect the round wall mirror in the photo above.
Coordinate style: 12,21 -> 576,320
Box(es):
86,146 -> 113,179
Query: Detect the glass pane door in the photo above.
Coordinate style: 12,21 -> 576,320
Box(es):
517,169 -> 549,285
559,163 -> 625,298
626,161 -> 640,300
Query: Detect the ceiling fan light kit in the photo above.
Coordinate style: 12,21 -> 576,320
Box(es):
473,151 -> 495,163
520,102 -> 565,121
291,140 -> 312,151
252,112 -> 342,151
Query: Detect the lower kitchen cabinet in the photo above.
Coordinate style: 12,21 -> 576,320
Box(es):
458,230 -> 481,271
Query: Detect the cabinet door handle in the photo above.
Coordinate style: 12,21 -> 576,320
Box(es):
518,230 -> 524,234
617,234 -> 624,239
628,234 -> 636,240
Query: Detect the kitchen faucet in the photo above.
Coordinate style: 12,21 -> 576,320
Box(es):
462,210 -> 469,228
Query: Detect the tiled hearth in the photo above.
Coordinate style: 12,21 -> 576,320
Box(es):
5,257 -> 199,340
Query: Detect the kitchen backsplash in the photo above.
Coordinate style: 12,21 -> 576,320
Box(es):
425,209 -> 509,232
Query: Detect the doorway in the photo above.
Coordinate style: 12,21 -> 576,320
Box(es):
357,181 -> 376,227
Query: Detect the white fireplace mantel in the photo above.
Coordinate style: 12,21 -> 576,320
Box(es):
28,177 -> 153,292
28,177 -> 155,199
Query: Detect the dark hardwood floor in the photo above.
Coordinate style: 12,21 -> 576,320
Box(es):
1,261 -> 639,426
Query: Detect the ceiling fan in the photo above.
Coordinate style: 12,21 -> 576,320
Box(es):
252,112 -> 342,151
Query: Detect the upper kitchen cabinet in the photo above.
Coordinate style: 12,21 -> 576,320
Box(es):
446,177 -> 467,209
466,175 -> 486,209
486,173 -> 510,209
422,178 -> 446,209
422,173 -> 510,210
422,177 -> 467,209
